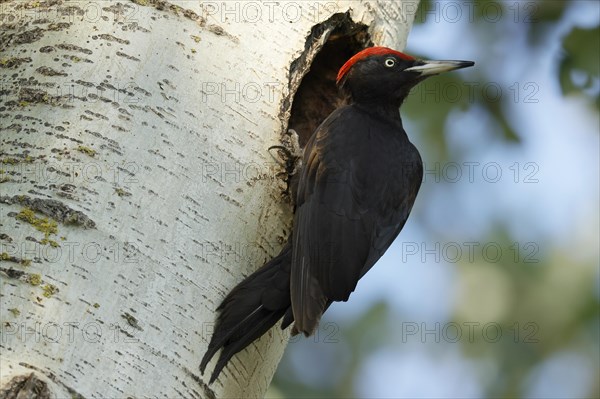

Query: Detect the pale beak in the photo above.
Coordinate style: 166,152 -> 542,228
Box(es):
404,60 -> 475,76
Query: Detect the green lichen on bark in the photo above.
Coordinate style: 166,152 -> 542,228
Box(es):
1,195 -> 96,228
27,273 -> 42,286
8,308 -> 20,317
0,252 -> 32,266
76,145 -> 96,157
16,208 -> 58,239
114,187 -> 132,197
42,283 -> 58,297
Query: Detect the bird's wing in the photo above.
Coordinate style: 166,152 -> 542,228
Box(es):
290,107 -> 422,335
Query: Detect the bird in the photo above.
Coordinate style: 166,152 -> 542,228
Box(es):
200,46 -> 474,383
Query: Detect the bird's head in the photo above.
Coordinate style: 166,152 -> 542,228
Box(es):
337,47 -> 474,105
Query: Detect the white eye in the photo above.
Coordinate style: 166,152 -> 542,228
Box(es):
384,58 -> 396,67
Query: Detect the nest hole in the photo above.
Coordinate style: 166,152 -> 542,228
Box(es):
287,17 -> 372,146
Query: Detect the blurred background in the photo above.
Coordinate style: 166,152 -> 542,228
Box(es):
269,0 -> 599,397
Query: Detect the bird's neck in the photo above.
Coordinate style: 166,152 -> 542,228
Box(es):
352,100 -> 404,129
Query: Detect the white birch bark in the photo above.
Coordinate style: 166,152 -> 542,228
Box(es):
0,0 -> 417,397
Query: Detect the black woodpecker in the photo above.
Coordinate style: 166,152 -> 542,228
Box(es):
200,46 -> 474,383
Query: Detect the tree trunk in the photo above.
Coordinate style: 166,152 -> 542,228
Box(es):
0,0 -> 417,397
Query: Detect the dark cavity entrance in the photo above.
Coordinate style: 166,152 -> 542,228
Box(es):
286,13 -> 372,146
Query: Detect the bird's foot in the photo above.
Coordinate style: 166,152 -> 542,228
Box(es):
268,129 -> 303,198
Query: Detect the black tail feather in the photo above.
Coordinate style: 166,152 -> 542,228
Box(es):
200,243 -> 293,383
199,304 -> 264,375
208,307 -> 287,383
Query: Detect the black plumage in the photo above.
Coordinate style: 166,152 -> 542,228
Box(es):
200,47 -> 474,383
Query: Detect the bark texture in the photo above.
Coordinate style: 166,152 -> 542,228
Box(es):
0,0 -> 417,397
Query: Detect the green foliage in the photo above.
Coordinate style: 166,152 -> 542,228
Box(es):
453,230 -> 598,397
559,26 -> 600,106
